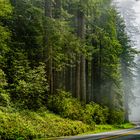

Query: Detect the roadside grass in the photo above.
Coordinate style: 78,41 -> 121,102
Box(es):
113,123 -> 134,129
79,123 -> 134,135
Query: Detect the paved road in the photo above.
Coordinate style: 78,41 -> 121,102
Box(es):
59,127 -> 140,140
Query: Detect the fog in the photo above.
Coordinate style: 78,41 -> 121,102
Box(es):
113,0 -> 140,122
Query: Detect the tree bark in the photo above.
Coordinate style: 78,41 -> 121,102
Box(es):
75,59 -> 81,99
44,0 -> 53,94
76,0 -> 86,102
54,0 -> 62,19
45,0 -> 52,17
85,60 -> 89,102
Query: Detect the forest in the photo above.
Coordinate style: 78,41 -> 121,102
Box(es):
0,0 -> 136,139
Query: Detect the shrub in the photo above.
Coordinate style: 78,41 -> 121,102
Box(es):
47,90 -> 84,121
83,102 -> 109,124
0,69 -> 10,107
108,109 -> 124,124
47,90 -> 109,125
0,93 -> 10,107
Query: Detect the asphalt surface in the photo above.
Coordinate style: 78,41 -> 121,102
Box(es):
59,126 -> 140,140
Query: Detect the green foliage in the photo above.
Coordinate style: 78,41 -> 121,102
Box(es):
47,90 -> 84,120
0,1 -> 135,139
85,123 -> 134,134
0,0 -> 12,65
6,49 -> 30,84
0,106 -> 133,139
14,63 -> 49,109
0,93 -> 10,107
0,69 -> 7,91
6,50 -> 48,109
0,69 -> 10,107
0,108 -> 92,139
108,109 -> 125,124
10,0 -> 44,65
0,26 -> 10,63
84,102 -> 109,124
0,0 -> 12,18
47,90 -> 109,125
0,0 -> 12,109
94,124 -> 117,133
114,123 -> 134,129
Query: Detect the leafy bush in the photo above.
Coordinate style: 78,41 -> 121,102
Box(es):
0,69 -> 10,107
47,90 -> 109,125
0,69 -> 7,93
0,93 -> 10,107
108,109 -> 124,124
47,90 -> 84,120
83,102 -> 109,124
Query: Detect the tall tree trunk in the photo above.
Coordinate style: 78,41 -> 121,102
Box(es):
53,0 -> 63,92
54,0 -> 62,18
121,62 -> 129,122
97,40 -> 102,103
45,0 -> 52,17
86,60 -> 89,103
80,56 -> 86,102
91,39 -> 102,104
92,57 -> 100,103
109,83 -> 113,109
124,91 -> 129,121
85,8 -> 90,103
76,0 -> 86,102
75,58 -> 81,99
44,0 -> 53,94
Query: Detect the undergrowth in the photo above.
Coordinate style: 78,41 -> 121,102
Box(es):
0,106 -> 134,140
0,107 -> 93,140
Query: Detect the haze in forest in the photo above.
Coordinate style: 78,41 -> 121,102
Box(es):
113,0 -> 140,121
